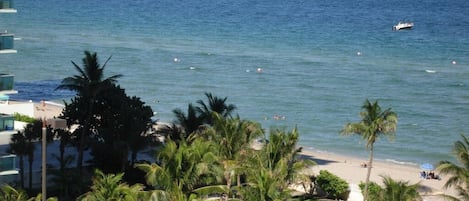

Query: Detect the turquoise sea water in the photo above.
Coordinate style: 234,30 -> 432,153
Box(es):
2,0 -> 469,166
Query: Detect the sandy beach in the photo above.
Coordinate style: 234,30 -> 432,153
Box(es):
301,149 -> 457,201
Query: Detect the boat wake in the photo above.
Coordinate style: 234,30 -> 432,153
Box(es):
425,69 -> 436,73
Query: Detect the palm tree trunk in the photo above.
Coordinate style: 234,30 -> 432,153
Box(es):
77,123 -> 86,172
19,156 -> 24,188
28,154 -> 33,192
60,138 -> 65,171
77,125 -> 88,173
77,98 -> 95,172
363,144 -> 374,201
131,151 -> 137,167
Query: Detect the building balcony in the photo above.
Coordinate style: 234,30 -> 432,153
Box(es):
0,33 -> 16,53
0,74 -> 16,93
0,0 -> 16,13
0,114 -> 14,132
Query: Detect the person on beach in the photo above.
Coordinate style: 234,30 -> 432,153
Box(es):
361,162 -> 367,168
420,171 -> 426,179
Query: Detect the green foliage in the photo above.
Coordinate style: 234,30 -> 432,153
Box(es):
359,176 -> 422,201
57,85 -> 316,200
0,184 -> 29,201
196,92 -> 237,125
238,127 -> 315,201
8,119 -> 53,192
13,113 -> 35,123
57,50 -> 123,171
316,170 -> 349,200
437,134 -> 469,201
340,99 -> 398,200
0,184 -> 57,201
77,169 -> 146,201
359,181 -> 382,201
62,81 -> 154,174
136,139 -> 221,200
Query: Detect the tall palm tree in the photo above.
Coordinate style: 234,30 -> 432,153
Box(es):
437,134 -> 469,201
24,120 -> 54,192
8,120 -> 49,192
196,92 -> 237,125
56,50 -> 122,171
340,99 -> 398,201
8,131 -> 28,189
199,114 -> 264,198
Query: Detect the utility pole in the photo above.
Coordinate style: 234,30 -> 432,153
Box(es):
42,118 -> 46,201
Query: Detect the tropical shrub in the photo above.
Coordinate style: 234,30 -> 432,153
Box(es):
359,181 -> 382,201
13,113 -> 35,123
315,170 -> 349,200
359,176 -> 421,201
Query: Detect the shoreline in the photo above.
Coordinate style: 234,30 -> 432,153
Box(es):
300,148 -> 458,200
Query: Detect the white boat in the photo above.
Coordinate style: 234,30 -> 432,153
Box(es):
393,21 -> 414,30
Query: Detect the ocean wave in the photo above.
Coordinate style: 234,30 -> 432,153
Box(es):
383,159 -> 418,167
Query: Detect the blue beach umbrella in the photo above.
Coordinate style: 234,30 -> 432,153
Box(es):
420,163 -> 434,171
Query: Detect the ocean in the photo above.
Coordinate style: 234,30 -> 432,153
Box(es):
2,0 -> 469,166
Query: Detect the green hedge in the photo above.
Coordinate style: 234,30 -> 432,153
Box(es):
316,170 -> 349,200
359,181 -> 382,201
13,113 -> 36,123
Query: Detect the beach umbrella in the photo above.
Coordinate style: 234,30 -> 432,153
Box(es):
420,163 -> 434,171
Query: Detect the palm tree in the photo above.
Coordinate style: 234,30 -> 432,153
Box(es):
205,113 -> 263,160
136,139 -> 220,200
0,185 -> 57,201
157,123 -> 184,143
199,114 -> 264,198
380,175 -> 421,201
0,184 -> 29,201
240,152 -> 293,201
53,129 -> 73,172
239,127 -> 314,200
16,120 -> 52,191
77,169 -> 146,201
196,92 -> 237,125
437,134 -> 469,201
8,131 -> 28,189
340,99 -> 398,201
173,103 -> 205,141
56,50 -> 122,171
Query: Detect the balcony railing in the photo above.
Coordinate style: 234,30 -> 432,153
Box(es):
0,74 -> 14,92
0,0 -> 16,13
0,114 -> 14,131
0,33 -> 16,53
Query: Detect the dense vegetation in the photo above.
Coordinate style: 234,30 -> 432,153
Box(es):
3,51 -> 468,201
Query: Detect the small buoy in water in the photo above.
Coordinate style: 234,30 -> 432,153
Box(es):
452,60 -> 457,65
257,68 -> 263,73
173,57 -> 180,62
357,51 -> 362,56
246,69 -> 251,73
189,66 -> 196,70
